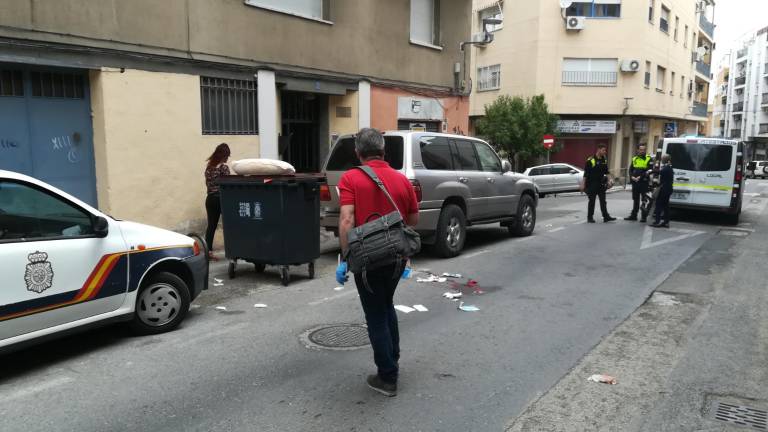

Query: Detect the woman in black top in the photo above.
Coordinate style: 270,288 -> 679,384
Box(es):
204,143 -> 231,260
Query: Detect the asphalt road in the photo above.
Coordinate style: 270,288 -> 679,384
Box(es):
2,181 -> 765,432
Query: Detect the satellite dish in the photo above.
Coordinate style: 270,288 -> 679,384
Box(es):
559,0 -> 573,9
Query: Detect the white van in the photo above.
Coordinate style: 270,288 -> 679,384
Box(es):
658,137 -> 744,224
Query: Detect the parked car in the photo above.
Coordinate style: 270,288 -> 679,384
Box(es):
319,132 -> 538,257
0,170 -> 208,353
746,160 -> 768,179
658,137 -> 744,224
523,163 -> 584,197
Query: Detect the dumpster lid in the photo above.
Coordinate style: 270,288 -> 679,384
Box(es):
217,173 -> 326,185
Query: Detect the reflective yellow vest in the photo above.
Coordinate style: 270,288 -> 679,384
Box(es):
632,155 -> 652,170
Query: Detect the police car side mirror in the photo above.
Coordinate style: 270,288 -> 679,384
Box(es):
93,216 -> 109,238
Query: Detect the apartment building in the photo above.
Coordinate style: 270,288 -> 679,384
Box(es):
718,26 -> 768,160
469,0 -> 715,177
0,0 -> 471,232
709,65 -> 729,137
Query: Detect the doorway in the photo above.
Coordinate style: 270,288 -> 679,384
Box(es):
280,91 -> 325,173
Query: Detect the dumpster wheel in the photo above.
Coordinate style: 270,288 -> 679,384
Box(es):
228,260 -> 237,279
254,263 -> 266,273
308,262 -> 315,279
281,266 -> 290,286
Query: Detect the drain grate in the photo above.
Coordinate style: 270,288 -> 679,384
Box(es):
300,324 -> 370,351
718,229 -> 751,237
711,402 -> 768,430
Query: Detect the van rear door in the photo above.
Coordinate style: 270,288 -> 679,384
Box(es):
663,140 -> 697,205
693,141 -> 735,207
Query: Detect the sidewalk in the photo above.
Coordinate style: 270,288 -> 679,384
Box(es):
505,217 -> 768,431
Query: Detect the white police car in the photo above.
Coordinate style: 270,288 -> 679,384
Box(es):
0,170 -> 208,353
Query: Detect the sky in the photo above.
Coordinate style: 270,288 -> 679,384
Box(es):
711,0 -> 768,72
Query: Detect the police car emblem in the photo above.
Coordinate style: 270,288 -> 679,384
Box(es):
24,251 -> 54,294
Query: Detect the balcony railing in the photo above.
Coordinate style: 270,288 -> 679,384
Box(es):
735,76 -> 746,86
699,14 -> 715,39
765,63 -> 768,75
696,61 -> 711,77
692,101 -> 707,117
730,129 -> 742,139
561,71 -> 618,87
733,102 -> 744,112
760,124 -> 768,134
763,93 -> 768,105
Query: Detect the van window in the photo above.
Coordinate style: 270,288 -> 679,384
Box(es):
419,136 -> 453,170
326,136 -> 404,171
666,143 -> 733,172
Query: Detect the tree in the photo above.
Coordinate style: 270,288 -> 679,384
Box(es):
475,94 -> 559,169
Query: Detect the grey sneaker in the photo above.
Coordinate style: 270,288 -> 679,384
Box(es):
366,375 -> 397,397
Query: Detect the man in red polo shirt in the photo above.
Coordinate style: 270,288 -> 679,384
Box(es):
336,128 -> 419,397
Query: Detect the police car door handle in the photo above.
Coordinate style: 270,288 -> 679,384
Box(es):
458,177 -> 469,183
676,176 -> 690,181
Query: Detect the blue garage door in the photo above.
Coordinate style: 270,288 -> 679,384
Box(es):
0,64 -> 97,205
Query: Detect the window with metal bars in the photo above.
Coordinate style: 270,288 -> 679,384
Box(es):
200,77 -> 258,135
30,71 -> 85,98
0,69 -> 24,97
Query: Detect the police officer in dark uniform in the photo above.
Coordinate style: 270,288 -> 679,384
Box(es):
581,143 -> 616,223
624,145 -> 653,222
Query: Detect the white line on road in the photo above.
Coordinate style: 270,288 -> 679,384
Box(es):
4,376 -> 74,402
463,249 -> 490,259
547,227 -> 566,233
573,220 -> 588,225
640,226 -> 706,250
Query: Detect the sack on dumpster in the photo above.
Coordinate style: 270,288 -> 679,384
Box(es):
231,158 -> 296,176
345,166 -> 420,290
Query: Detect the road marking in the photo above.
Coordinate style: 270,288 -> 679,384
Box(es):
308,289 -> 357,306
640,226 -> 706,250
463,249 -> 490,259
4,376 -> 74,401
547,227 -> 565,233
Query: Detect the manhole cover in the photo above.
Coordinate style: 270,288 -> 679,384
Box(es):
711,402 -> 768,430
300,324 -> 370,351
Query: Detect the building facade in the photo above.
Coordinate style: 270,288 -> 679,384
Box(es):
709,65 -> 729,137
469,0 -> 714,177
0,0 -> 471,234
718,26 -> 768,160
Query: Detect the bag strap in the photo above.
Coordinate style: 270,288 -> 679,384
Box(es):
355,165 -> 403,219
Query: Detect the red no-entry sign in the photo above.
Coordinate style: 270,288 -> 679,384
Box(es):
543,134 -> 555,149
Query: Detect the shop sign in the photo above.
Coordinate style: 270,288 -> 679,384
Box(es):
557,120 -> 617,134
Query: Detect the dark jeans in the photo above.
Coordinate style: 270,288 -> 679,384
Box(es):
630,182 -> 649,216
354,262 -> 405,384
654,191 -> 671,224
587,187 -> 609,220
205,192 -> 221,251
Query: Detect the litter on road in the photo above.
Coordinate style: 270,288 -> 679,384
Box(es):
417,275 -> 447,283
413,304 -> 428,312
442,292 -> 463,299
587,374 -> 617,385
253,304 -> 268,308
442,273 -> 462,278
457,302 -> 480,312
333,286 -> 345,291
215,306 -> 227,311
214,278 -> 223,284
395,305 -> 416,314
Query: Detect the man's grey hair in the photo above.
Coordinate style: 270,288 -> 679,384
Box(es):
355,128 -> 385,158
661,154 -> 671,163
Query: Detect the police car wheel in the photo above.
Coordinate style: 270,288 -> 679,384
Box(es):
129,271 -> 191,335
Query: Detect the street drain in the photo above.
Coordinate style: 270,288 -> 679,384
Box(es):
300,324 -> 370,351
711,402 -> 768,430
718,229 -> 751,237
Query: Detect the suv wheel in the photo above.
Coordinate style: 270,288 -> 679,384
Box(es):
435,204 -> 466,258
508,195 -> 536,237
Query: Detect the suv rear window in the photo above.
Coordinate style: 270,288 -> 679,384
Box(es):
326,136 -> 404,171
419,136 -> 453,170
666,143 -> 733,172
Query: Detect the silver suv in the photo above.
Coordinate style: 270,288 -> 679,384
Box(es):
320,131 -> 538,257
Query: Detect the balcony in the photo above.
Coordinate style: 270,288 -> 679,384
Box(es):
730,129 -> 742,139
721,95 -> 728,105
561,71 -> 618,87
760,124 -> 768,135
763,93 -> 768,105
696,61 -> 711,77
733,102 -> 744,112
699,14 -> 715,39
692,101 -> 707,117
765,63 -> 768,75
735,76 -> 746,86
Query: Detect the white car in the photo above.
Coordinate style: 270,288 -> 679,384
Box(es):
523,163 -> 584,197
0,170 -> 208,353
746,160 -> 768,179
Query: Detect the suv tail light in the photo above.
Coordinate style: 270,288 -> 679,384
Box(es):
410,179 -> 422,202
320,184 -> 331,201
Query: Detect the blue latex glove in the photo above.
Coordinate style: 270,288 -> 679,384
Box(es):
335,261 -> 349,285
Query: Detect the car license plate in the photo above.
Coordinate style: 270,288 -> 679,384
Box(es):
671,191 -> 690,200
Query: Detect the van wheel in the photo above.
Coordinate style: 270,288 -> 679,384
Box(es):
129,272 -> 190,335
509,195 -> 536,237
434,204 -> 466,258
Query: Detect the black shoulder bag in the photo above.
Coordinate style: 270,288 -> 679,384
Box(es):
344,166 -> 421,290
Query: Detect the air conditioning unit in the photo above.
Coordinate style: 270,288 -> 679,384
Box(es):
471,32 -> 493,45
566,16 -> 585,31
620,59 -> 641,72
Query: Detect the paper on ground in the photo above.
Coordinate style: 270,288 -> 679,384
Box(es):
457,302 -> 479,312
334,286 -> 345,291
442,292 -> 462,299
214,278 -> 223,283
413,304 -> 428,312
395,305 -> 416,313
215,306 -> 227,311
253,304 -> 268,308
417,275 -> 447,283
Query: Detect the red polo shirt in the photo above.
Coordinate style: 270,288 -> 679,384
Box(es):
337,159 -> 419,227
